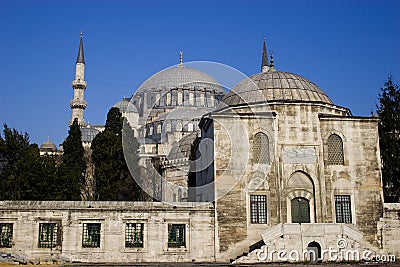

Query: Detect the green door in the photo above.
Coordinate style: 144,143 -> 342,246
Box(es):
291,197 -> 310,223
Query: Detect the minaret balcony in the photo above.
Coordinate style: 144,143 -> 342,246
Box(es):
72,79 -> 87,89
70,99 -> 87,109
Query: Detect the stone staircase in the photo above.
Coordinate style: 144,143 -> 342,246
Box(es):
232,223 -> 375,264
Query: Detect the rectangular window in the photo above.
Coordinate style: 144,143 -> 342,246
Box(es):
82,223 -> 101,248
0,223 -> 13,248
125,223 -> 144,248
168,224 -> 185,248
38,223 -> 60,248
250,195 -> 267,224
335,195 -> 352,223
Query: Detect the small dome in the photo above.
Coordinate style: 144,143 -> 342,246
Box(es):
167,131 -> 199,160
135,66 -> 225,95
81,126 -> 100,143
40,139 -> 57,151
114,99 -> 138,113
222,71 -> 332,106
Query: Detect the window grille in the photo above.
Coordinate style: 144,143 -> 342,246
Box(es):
250,195 -> 267,224
253,132 -> 270,164
125,223 -> 144,248
82,223 -> 101,248
335,195 -> 352,223
38,223 -> 60,248
168,224 -> 185,248
327,134 -> 344,165
0,223 -> 13,248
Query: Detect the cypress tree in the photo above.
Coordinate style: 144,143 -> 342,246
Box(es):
92,107 -> 146,201
56,119 -> 86,200
376,76 -> 400,202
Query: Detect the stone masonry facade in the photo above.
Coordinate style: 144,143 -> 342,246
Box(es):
0,201 -> 215,263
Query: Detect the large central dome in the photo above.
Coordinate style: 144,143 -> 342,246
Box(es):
135,66 -> 225,94
222,71 -> 333,106
129,64 -> 227,138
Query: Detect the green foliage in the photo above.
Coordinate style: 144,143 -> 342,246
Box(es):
105,107 -> 123,135
92,108 -> 145,201
0,125 -> 31,200
376,76 -> 400,202
56,119 -> 86,200
0,125 -> 58,200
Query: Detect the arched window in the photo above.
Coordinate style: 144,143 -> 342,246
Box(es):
168,92 -> 173,106
166,122 -> 172,132
189,92 -> 194,105
187,122 -> 194,132
253,132 -> 270,164
327,134 -> 344,165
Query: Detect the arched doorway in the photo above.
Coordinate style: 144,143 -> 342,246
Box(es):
307,241 -> 321,262
286,171 -> 315,223
291,197 -> 310,223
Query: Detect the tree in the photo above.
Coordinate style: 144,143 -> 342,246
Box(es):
0,125 -> 59,200
56,119 -> 86,200
376,76 -> 400,202
121,118 -> 149,200
92,107 -> 146,201
0,125 -> 32,200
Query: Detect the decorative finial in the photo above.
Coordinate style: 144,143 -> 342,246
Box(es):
179,51 -> 184,68
269,51 -> 276,72
80,30 -> 83,38
261,37 -> 269,73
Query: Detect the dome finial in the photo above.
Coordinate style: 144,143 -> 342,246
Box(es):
269,51 -> 276,72
179,51 -> 184,68
261,37 -> 269,73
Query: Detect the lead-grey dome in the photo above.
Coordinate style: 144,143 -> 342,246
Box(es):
40,139 -> 57,151
135,66 -> 225,94
222,71 -> 332,106
114,99 -> 138,113
81,127 -> 100,143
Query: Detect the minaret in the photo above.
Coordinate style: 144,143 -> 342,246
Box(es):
70,32 -> 87,126
261,37 -> 269,73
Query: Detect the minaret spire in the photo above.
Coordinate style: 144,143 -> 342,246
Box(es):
261,37 -> 269,73
76,31 -> 85,64
70,32 -> 87,126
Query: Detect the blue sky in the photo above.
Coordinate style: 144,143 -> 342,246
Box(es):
0,0 -> 399,146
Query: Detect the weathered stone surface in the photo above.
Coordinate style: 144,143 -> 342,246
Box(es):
0,201 -> 215,263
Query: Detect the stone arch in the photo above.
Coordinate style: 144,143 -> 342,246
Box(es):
307,241 -> 321,261
286,171 -> 316,223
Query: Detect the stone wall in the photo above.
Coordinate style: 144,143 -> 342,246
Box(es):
378,203 -> 400,258
0,201 -> 215,263
202,102 -> 386,261
320,116 -> 384,245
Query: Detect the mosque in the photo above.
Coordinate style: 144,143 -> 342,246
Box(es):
1,34 -> 399,264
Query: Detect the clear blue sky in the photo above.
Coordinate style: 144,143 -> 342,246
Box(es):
0,0 -> 399,146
